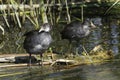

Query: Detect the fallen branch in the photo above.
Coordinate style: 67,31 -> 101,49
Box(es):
51,59 -> 75,66
0,63 -> 27,68
0,61 -> 52,68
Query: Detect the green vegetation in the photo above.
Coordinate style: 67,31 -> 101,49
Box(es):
0,0 -> 120,54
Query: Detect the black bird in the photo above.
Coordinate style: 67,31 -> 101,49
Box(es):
23,23 -> 53,66
61,19 -> 96,53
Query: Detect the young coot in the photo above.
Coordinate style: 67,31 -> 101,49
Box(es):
61,19 -> 96,54
61,19 -> 96,42
23,23 -> 53,66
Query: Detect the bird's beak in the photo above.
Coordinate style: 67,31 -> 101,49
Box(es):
90,21 -> 96,28
39,26 -> 44,32
39,29 -> 42,32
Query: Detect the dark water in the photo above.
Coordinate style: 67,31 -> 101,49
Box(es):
0,60 -> 120,80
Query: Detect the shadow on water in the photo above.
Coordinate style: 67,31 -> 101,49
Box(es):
0,60 -> 120,80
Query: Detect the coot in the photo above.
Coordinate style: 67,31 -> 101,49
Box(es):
61,19 -> 96,54
23,23 -> 53,66
61,19 -> 96,42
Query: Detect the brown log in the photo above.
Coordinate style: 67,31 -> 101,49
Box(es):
0,61 -> 52,68
0,64 -> 27,68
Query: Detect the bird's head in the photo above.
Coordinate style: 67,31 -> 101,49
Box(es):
39,23 -> 52,32
83,18 -> 96,29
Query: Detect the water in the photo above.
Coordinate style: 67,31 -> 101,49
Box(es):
0,60 -> 120,80
110,24 -> 119,55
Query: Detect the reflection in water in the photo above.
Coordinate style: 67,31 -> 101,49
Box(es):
76,18 -> 120,55
1,61 -> 120,80
43,63 -> 120,80
110,24 -> 119,55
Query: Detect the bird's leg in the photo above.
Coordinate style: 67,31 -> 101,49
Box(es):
28,53 -> 32,67
69,43 -> 73,55
39,54 -> 43,66
82,44 -> 93,64
69,40 -> 73,56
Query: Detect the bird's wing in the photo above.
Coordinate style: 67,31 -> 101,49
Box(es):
33,32 -> 52,49
24,30 -> 38,36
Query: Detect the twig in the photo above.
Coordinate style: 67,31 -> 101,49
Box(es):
65,0 -> 71,23
104,0 -> 120,15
